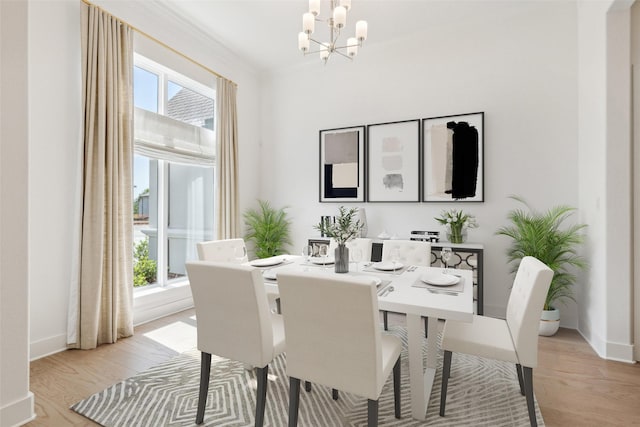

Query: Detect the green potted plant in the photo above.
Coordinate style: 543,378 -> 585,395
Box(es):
435,208 -> 478,243
314,206 -> 363,273
243,200 -> 292,259
496,196 -> 587,336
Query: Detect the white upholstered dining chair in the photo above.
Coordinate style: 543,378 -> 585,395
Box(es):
277,271 -> 402,427
328,237 -> 374,262
197,238 -> 280,309
380,239 -> 432,330
196,238 -> 248,263
185,261 -> 286,426
439,256 -> 553,427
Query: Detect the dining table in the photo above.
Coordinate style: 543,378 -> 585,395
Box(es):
246,254 -> 474,421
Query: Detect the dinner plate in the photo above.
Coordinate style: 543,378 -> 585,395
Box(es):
262,270 -> 277,280
250,258 -> 283,267
372,262 -> 404,271
310,257 -> 335,265
420,272 -> 460,287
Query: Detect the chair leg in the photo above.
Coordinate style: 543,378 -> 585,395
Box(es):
439,350 -> 452,417
304,381 -> 311,392
523,366 -> 538,427
383,311 -> 389,330
276,298 -> 281,314
255,366 -> 268,427
393,357 -> 401,419
516,364 -> 525,396
289,377 -> 301,427
332,388 -> 339,400
196,352 -> 212,425
424,317 -> 428,338
367,399 -> 379,427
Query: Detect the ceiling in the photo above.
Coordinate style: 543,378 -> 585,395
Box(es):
155,0 -> 446,72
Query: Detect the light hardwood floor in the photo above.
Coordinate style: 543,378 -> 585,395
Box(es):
27,309 -> 640,426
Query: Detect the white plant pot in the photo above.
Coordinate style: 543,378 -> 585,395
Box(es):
539,308 -> 560,336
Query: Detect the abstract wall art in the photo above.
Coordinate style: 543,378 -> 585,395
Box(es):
422,112 -> 484,202
319,126 -> 365,202
366,120 -> 420,202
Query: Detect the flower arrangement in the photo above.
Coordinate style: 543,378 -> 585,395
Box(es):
435,209 -> 478,243
315,206 -> 363,245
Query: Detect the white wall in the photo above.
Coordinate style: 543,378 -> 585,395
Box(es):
1,1 -> 35,425
28,0 -> 82,360
577,0 -> 635,362
260,1 -> 580,322
27,0 -> 262,359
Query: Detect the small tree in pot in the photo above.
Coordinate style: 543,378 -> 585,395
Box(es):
496,196 -> 587,336
315,206 -> 363,273
243,200 -> 292,259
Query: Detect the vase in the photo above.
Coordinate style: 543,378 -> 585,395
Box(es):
334,244 -> 349,273
539,307 -> 560,336
447,226 -> 467,243
356,207 -> 368,238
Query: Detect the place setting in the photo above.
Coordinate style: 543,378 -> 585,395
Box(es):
412,270 -> 464,295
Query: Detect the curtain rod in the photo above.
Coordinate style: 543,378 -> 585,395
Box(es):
80,0 -> 237,87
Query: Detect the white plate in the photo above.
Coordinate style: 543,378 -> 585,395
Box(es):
250,258 -> 283,267
310,257 -> 334,265
373,262 -> 404,271
262,270 -> 277,280
420,273 -> 460,286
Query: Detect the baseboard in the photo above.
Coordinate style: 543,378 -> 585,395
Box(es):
605,340 -> 635,363
30,333 -> 67,361
1,391 -> 35,427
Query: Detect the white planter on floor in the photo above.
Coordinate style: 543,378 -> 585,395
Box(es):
539,307 -> 560,336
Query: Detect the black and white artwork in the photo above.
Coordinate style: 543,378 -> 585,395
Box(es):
367,120 -> 420,202
422,112 -> 484,202
319,126 -> 365,202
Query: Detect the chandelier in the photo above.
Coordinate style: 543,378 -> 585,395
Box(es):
297,0 -> 368,64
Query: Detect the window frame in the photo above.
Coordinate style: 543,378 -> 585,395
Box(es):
133,54 -> 216,290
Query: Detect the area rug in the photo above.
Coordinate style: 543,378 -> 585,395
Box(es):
71,325 -> 544,426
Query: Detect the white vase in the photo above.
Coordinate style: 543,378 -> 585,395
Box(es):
357,207 -> 368,238
539,308 -> 560,336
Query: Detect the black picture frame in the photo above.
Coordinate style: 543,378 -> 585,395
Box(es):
319,126 -> 366,202
422,112 -> 484,202
366,119 -> 421,203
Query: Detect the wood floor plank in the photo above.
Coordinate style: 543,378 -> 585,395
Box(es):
26,309 -> 640,426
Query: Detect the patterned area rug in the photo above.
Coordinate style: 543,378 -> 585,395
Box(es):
71,325 -> 544,426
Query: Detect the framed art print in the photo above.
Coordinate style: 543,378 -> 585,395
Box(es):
366,120 -> 420,202
422,112 -> 484,202
319,126 -> 365,202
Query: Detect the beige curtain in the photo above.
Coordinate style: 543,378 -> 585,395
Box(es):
70,3 -> 134,349
216,78 -> 240,239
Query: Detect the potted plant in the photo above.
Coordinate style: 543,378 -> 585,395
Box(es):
243,200 -> 292,259
496,196 -> 587,336
315,206 -> 363,273
435,209 -> 478,243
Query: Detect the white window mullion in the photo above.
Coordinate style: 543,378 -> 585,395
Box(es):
156,160 -> 169,285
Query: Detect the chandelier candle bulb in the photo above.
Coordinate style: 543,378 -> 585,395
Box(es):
309,0 -> 321,16
333,6 -> 346,28
347,37 -> 358,56
298,33 -> 309,52
356,20 -> 367,41
320,43 -> 330,60
303,12 -> 315,34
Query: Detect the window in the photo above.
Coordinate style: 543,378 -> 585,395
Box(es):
133,54 -> 215,288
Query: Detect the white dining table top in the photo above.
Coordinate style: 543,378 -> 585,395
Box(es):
248,255 -> 474,323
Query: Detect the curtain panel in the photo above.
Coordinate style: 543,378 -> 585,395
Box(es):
69,3 -> 134,349
216,78 -> 240,239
